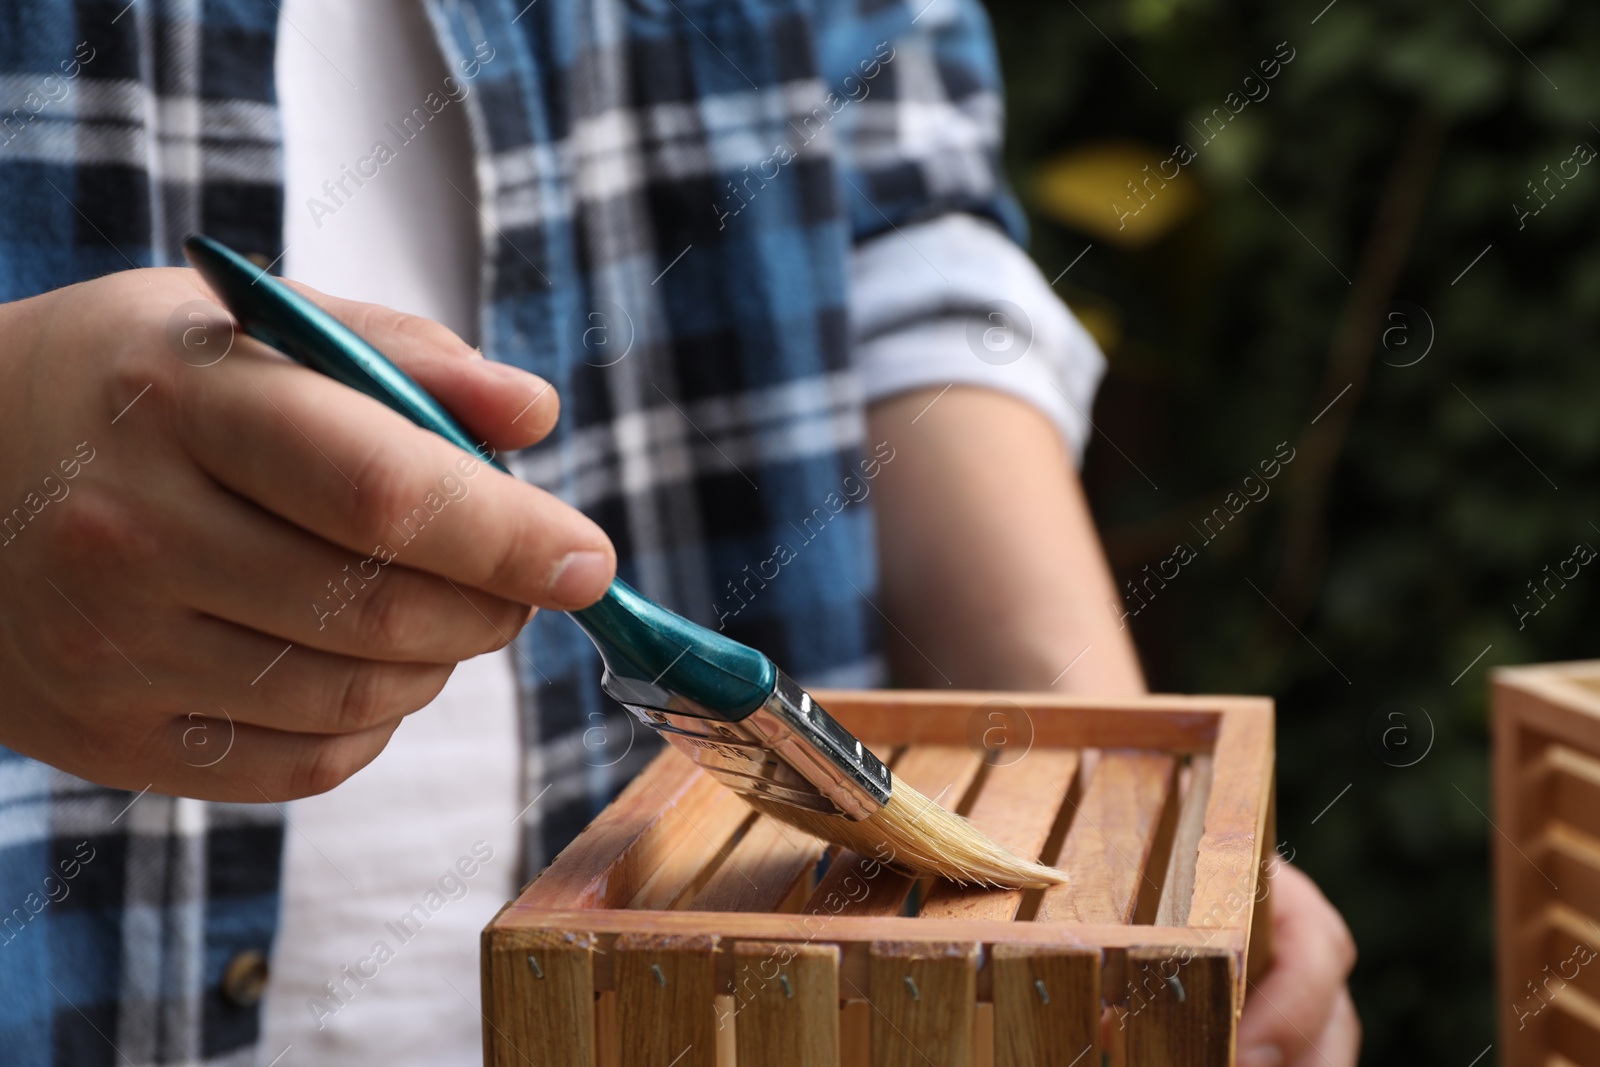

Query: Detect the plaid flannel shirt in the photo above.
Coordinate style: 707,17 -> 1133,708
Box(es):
0,0 -> 1034,1061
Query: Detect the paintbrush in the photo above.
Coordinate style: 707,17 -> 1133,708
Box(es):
182,234 -> 1066,889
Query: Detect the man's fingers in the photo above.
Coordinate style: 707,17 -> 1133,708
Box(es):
153,612 -> 456,736
165,477 -> 531,662
281,281 -> 560,448
180,349 -> 615,609
158,714 -> 403,803
1237,864 -> 1357,1067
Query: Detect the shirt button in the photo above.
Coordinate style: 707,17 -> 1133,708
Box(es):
221,949 -> 270,1007
244,252 -> 273,270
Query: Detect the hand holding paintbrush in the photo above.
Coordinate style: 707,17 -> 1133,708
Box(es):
183,234 -> 1066,889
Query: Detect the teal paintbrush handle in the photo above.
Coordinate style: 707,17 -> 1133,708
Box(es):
182,233 -> 776,720
182,234 -> 505,472
571,578 -> 774,720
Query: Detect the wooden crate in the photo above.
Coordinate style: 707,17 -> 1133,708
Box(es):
482,690 -> 1275,1067
1494,662 -> 1600,1067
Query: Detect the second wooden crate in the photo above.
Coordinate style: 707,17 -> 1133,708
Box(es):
1494,661 -> 1600,1067
483,690 -> 1275,1066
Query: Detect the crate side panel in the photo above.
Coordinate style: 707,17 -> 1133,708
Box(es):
1124,947 -> 1235,1067
1245,789 -> 1276,988
521,751 -> 721,911
731,941 -> 839,1067
1496,674 -> 1581,1067
869,941 -> 979,1067
992,945 -> 1099,1067
525,910 -> 1234,988
1504,905 -> 1600,1058
812,689 -> 1231,751
616,934 -> 718,1067
483,929 -> 595,1067
1497,683 -> 1553,1067
1187,704 -> 1273,934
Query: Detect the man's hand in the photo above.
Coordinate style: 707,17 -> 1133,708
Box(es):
0,269 -> 615,802
869,385 -> 1359,1066
1239,863 -> 1360,1067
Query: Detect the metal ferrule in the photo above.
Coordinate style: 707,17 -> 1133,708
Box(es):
616,670 -> 891,820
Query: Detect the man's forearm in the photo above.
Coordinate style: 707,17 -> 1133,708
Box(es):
866,385 -> 1146,695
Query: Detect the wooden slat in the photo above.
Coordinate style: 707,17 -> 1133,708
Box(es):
813,689 -> 1245,752
628,803 -> 755,911
616,934 -> 717,1067
1037,752 -> 1179,924
1156,756 -> 1214,927
1544,823 -> 1600,923
921,750 -> 1082,922
993,945 -> 1099,1067
1544,902 -> 1600,1006
689,818 -> 828,913
1187,703 -> 1273,938
1549,984 -> 1600,1065
730,942 -> 839,1067
868,941 -> 979,1067
1550,744 -> 1600,844
482,929 -> 595,1067
1124,947 -> 1235,1067
801,747 -> 987,918
1131,758 -> 1184,926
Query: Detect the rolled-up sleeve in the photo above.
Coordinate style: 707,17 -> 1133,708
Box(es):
824,0 -> 1106,463
850,214 -> 1105,465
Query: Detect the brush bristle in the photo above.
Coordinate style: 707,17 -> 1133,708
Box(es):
740,771 -> 1068,889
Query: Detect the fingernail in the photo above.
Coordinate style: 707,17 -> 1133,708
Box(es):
546,550 -> 611,606
1238,1047 -> 1285,1067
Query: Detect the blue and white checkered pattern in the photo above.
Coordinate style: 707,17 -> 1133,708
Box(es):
0,0 -> 1029,1060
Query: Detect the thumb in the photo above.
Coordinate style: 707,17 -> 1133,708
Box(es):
280,280 -> 560,452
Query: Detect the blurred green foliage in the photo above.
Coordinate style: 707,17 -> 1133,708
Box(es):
983,0 -> 1600,1059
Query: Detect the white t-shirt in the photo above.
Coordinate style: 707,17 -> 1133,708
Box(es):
261,3 -> 1106,1064
261,4 -> 519,1066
